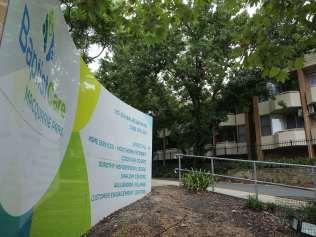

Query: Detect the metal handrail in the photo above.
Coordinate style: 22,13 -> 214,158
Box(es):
175,154 -> 316,201
175,168 -> 315,191
176,154 -> 316,169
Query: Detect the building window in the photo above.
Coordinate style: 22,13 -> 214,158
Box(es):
286,115 -> 296,129
260,115 -> 272,136
217,127 -> 236,142
307,71 -> 316,86
271,115 -> 284,134
237,125 -> 246,143
285,111 -> 304,129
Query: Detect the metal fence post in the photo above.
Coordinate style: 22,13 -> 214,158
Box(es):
253,161 -> 259,200
211,157 -> 215,192
313,167 -> 316,202
178,154 -> 181,182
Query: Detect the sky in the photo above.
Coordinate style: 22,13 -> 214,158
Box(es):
88,44 -> 107,72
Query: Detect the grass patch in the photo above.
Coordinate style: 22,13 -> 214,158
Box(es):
246,196 -> 264,211
182,169 -> 214,192
245,196 -> 316,225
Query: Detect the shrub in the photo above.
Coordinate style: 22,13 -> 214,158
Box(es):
302,202 -> 316,224
152,162 -> 178,178
270,201 -> 316,225
263,158 -> 316,167
246,195 -> 264,211
182,169 -> 213,192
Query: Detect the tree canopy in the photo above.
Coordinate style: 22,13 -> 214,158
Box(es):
61,0 -> 316,154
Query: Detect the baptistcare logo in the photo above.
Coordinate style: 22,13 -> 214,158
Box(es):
42,9 -> 55,62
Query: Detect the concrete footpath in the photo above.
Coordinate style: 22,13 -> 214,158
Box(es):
152,179 -> 313,206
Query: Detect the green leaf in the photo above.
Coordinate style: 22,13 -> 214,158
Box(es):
269,67 -> 280,77
293,57 -> 305,70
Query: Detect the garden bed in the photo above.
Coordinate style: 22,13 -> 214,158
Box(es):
83,186 -> 297,237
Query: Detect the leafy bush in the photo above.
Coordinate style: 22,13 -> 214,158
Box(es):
182,169 -> 213,192
302,202 -> 316,224
279,205 -> 299,223
246,195 -> 264,211
268,201 -> 316,225
152,162 -> 178,178
264,157 -> 316,168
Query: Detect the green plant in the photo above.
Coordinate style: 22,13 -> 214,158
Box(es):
274,202 -> 316,225
265,202 -> 277,213
302,202 -> 316,224
182,169 -> 213,192
246,196 -> 264,211
264,158 -> 316,166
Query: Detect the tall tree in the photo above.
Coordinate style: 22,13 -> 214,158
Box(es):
159,1 -> 246,155
95,1 -> 255,156
60,0 -> 120,62
96,1 -> 183,152
61,0 -> 288,156
238,0 -> 316,81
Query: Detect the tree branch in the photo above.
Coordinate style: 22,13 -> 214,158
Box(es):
90,45 -> 107,61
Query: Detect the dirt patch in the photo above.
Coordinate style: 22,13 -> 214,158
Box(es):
83,186 -> 298,237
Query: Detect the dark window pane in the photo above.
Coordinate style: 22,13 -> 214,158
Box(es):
286,111 -> 304,129
286,115 -> 296,129
308,71 -> 316,86
238,125 -> 246,143
297,116 -> 304,128
217,127 -> 236,142
260,115 -> 271,136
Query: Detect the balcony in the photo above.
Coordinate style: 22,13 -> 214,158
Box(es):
306,86 -> 316,105
275,128 -> 306,146
219,114 -> 235,126
261,129 -> 306,149
236,113 -> 246,125
154,148 -> 179,160
259,91 -> 301,115
304,53 -> 316,68
270,91 -> 301,112
219,113 -> 246,127
215,142 -> 247,155
261,135 -> 276,150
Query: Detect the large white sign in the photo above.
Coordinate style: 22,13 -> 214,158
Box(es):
0,1 -> 152,237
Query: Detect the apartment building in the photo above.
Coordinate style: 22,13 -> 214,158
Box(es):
215,53 -> 316,160
216,113 -> 248,156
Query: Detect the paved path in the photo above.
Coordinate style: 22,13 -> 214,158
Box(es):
215,182 -> 315,200
152,179 -> 315,204
152,179 -> 179,187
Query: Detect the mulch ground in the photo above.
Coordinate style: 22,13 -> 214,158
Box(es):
83,186 -> 299,237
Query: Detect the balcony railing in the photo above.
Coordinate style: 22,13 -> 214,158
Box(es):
215,141 -> 248,155
259,91 -> 301,115
153,137 -> 316,160
276,128 -> 306,145
219,113 -> 246,127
